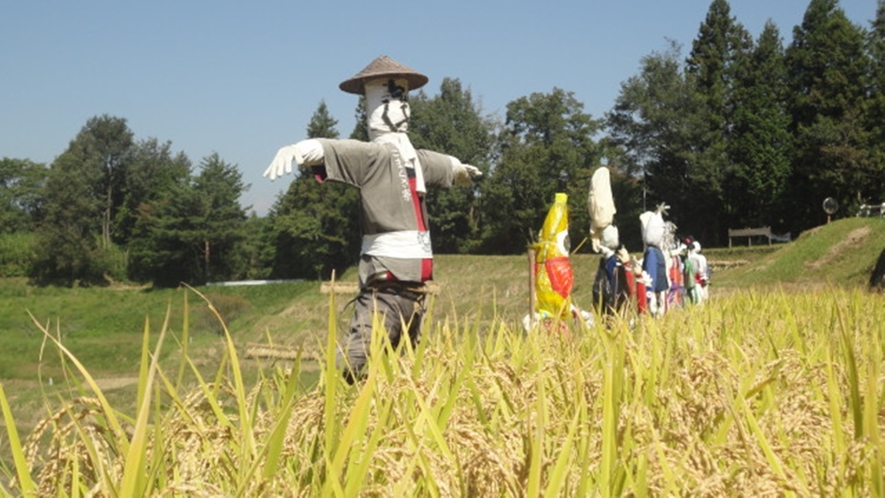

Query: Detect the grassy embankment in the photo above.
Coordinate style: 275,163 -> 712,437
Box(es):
1,217 -> 883,494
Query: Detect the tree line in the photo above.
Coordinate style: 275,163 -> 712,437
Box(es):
1,0 -> 883,287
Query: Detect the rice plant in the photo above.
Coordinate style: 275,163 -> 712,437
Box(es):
2,286 -> 884,496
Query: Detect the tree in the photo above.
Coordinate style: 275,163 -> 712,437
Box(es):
726,21 -> 793,230
786,0 -> 872,229
684,0 -> 754,244
31,148 -> 108,285
110,139 -> 193,284
32,115 -> 133,283
349,95 -> 369,142
0,157 -> 47,232
192,153 -> 249,282
865,0 -> 885,200
267,100 -> 361,279
129,153 -> 248,286
409,78 -> 494,253
74,115 -> 135,249
606,42 -> 710,241
116,139 -> 192,245
30,115 -> 138,284
482,88 -> 600,254
241,212 -> 271,280
127,177 -> 201,286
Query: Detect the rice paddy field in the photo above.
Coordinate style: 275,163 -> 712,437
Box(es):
1,218 -> 884,496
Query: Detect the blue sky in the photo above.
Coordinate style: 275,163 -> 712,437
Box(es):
0,0 -> 877,215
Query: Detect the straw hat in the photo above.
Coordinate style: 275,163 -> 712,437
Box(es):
339,55 -> 429,95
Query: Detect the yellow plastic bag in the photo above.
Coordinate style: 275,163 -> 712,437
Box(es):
532,193 -> 573,319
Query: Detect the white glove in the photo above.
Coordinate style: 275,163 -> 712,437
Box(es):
599,245 -> 615,258
263,139 -> 325,181
452,159 -> 482,186
670,243 -> 686,258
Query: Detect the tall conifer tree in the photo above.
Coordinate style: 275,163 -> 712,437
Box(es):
727,21 -> 793,229
685,0 -> 754,244
865,0 -> 885,200
786,0 -> 871,228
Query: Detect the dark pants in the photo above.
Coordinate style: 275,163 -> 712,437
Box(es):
337,284 -> 426,384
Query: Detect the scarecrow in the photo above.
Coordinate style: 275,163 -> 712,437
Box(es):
681,237 -> 698,304
684,239 -> 709,304
264,55 -> 482,383
525,193 -> 593,333
587,167 -> 633,317
638,204 -> 673,317
662,221 -> 686,310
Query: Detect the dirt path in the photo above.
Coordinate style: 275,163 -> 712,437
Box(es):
93,377 -> 141,390
805,226 -> 871,269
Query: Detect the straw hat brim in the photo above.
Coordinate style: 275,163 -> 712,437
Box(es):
339,55 -> 429,95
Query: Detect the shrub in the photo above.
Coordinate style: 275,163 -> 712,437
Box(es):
0,232 -> 35,277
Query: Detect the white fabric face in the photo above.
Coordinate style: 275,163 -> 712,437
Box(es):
601,225 -> 619,250
364,77 -> 425,192
366,78 -> 411,135
640,211 -> 665,247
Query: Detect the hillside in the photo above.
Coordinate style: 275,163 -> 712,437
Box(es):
707,217 -> 885,292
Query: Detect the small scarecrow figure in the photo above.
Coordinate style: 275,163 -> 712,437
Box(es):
264,55 -> 482,383
638,204 -> 672,317
683,238 -> 709,304
587,167 -> 633,317
524,193 -> 593,334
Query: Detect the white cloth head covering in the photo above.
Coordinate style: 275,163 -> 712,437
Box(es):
640,210 -> 665,247
588,167 -> 616,252
365,78 -> 425,192
601,225 -> 620,250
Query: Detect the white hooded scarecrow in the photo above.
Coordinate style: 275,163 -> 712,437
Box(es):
686,240 -> 709,304
588,167 -> 632,317
264,55 -> 482,383
638,204 -> 671,317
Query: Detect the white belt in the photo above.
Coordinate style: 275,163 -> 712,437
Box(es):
362,230 -> 433,259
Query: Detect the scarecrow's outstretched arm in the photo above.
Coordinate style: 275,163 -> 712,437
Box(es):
264,139 -> 325,181
450,157 -> 482,185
